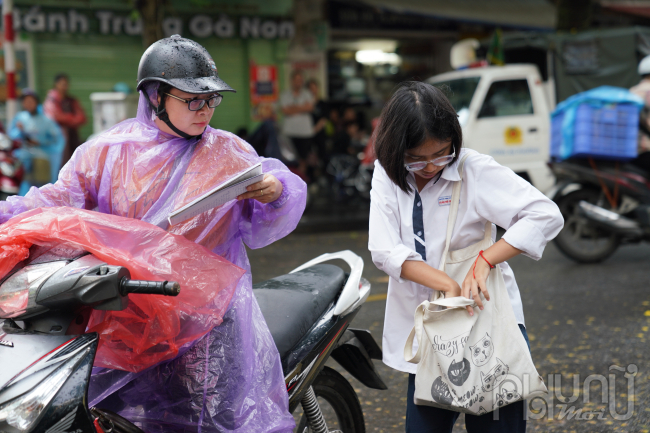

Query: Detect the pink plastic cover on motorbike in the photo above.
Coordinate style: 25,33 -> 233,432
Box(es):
0,84 -> 306,432
0,207 -> 244,371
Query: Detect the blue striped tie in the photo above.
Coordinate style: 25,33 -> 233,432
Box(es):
413,191 -> 426,260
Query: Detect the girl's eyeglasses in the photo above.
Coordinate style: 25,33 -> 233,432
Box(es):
165,93 -> 223,111
404,151 -> 456,172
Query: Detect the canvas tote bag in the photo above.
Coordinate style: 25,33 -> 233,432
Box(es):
403,154 -> 547,415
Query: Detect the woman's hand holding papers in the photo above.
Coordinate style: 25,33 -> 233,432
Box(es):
237,174 -> 283,204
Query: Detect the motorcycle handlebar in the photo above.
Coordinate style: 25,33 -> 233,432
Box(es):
120,278 -> 181,296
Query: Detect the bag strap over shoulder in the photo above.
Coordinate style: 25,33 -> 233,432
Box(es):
438,153 -> 471,273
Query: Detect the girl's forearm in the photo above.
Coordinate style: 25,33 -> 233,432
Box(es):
400,260 -> 459,293
481,238 -> 522,266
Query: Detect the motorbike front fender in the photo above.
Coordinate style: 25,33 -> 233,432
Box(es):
331,328 -> 387,390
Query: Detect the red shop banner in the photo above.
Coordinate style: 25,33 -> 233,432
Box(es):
250,64 -> 279,120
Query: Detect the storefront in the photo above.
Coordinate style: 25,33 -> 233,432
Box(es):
1,0 -> 295,139
324,0 -> 557,119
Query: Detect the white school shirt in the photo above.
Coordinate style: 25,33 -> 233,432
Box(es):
368,148 -> 564,374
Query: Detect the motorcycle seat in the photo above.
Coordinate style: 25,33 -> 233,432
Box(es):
253,264 -> 345,359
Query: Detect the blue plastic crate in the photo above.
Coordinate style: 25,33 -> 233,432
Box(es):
550,103 -> 639,161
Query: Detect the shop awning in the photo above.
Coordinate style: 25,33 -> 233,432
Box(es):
601,1 -> 650,19
358,0 -> 557,30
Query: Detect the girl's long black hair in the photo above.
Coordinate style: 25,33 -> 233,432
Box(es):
374,81 -> 463,194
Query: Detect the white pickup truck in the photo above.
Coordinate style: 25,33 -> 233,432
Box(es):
426,64 -> 555,193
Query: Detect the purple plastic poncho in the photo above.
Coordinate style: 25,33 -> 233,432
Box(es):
0,87 -> 306,432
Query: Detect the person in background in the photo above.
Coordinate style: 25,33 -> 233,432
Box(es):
631,55 -> 650,174
280,69 -> 314,179
307,78 -> 331,169
332,106 -> 367,156
8,89 -> 65,195
44,73 -> 86,166
307,78 -> 329,135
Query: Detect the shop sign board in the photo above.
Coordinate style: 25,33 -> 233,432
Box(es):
249,64 -> 278,120
12,7 -> 294,40
328,0 -> 454,32
562,39 -> 599,75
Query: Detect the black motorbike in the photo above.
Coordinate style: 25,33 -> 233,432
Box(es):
549,158 -> 650,263
0,133 -> 23,201
0,245 -> 384,433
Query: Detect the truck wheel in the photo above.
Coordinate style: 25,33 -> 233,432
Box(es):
295,367 -> 365,433
553,189 -> 620,263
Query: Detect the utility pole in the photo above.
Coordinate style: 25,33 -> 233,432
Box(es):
136,0 -> 165,48
3,0 -> 16,125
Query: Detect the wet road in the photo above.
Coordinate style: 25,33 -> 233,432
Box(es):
248,231 -> 650,433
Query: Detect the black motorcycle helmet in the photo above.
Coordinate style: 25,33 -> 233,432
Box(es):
136,34 -> 236,139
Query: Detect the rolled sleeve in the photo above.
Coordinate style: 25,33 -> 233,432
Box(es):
377,243 -> 423,282
368,162 -> 422,282
473,154 -> 564,261
501,219 -> 549,260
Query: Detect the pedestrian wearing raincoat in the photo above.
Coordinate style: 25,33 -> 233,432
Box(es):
7,89 -> 65,195
0,35 -> 306,433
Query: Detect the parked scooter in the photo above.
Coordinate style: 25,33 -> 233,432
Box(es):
326,118 -> 378,201
0,133 -> 24,200
548,158 -> 650,263
0,245 -> 384,432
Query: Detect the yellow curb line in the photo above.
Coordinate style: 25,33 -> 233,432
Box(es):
366,293 -> 388,302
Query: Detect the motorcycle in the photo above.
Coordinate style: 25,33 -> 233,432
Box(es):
0,133 -> 24,201
325,118 -> 378,202
0,245 -> 384,432
548,158 -> 650,263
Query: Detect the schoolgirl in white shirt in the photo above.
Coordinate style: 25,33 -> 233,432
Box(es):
368,82 -> 564,433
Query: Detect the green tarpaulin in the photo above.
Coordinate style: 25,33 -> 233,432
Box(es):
483,26 -> 650,103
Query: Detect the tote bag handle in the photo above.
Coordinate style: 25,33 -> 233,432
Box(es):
431,296 -> 477,309
404,302 -> 426,364
405,296 -> 478,365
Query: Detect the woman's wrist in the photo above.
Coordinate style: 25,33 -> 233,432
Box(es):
479,239 -> 523,268
440,276 -> 461,294
269,178 -> 289,209
473,258 -> 491,276
401,260 -> 459,293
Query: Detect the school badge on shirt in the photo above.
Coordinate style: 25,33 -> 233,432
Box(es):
438,196 -> 452,206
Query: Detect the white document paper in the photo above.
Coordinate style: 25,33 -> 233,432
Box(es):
168,163 -> 264,226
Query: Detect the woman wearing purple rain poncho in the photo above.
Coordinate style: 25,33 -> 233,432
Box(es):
0,35 -> 305,432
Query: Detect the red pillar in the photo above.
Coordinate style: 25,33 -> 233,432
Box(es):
3,0 -> 16,125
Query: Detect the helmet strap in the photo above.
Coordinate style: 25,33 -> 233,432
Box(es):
157,111 -> 197,140
143,85 -> 202,140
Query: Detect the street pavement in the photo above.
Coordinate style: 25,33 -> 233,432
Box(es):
248,230 -> 650,433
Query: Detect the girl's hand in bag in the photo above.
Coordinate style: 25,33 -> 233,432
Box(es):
442,277 -> 462,299
400,260 -> 461,297
462,259 -> 491,316
460,239 -> 523,316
